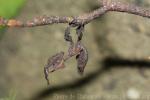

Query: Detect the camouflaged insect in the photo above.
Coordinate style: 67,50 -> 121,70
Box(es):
76,42 -> 88,75
67,43 -> 82,57
76,25 -> 84,41
44,52 -> 65,85
64,26 -> 73,44
44,22 -> 88,85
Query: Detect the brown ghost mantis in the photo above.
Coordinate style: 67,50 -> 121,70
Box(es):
44,22 -> 88,85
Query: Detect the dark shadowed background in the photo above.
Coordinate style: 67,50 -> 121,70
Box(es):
0,0 -> 150,100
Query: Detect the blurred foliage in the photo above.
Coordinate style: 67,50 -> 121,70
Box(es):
0,0 -> 25,18
0,0 -> 25,39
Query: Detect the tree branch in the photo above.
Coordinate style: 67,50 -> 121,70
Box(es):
0,0 -> 150,27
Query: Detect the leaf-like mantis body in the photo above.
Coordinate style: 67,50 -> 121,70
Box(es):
44,52 -> 65,85
76,42 -> 88,75
64,26 -> 73,44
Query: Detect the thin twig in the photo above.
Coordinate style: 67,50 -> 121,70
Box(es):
0,0 -> 150,27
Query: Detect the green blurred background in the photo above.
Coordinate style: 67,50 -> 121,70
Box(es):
0,0 -> 25,39
0,0 -> 25,18
0,0 -> 150,100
